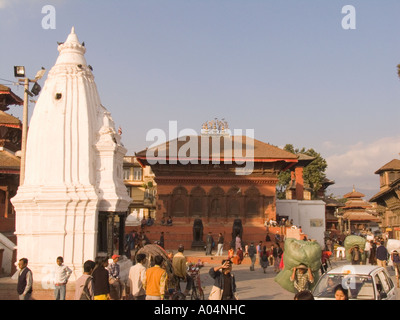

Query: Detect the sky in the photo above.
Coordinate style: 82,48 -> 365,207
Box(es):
1,0 -> 400,198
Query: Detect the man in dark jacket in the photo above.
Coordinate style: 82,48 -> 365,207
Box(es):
209,260 -> 237,300
206,232 -> 214,256
92,256 -> 110,300
17,258 -> 33,300
376,242 -> 389,270
248,243 -> 257,271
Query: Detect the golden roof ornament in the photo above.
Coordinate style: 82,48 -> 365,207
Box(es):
201,118 -> 230,136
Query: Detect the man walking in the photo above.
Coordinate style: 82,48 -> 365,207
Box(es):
172,245 -> 193,296
92,256 -> 110,300
290,264 -> 314,294
17,258 -> 33,300
349,245 -> 363,265
74,260 -> 95,300
144,255 -> 167,300
217,233 -> 224,256
128,253 -> 147,300
248,242 -> 257,271
206,232 -> 214,255
54,256 -> 72,300
392,250 -> 400,288
376,241 -> 389,270
364,240 -> 371,264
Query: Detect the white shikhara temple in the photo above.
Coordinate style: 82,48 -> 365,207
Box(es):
11,27 -> 131,280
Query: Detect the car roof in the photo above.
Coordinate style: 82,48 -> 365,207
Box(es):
326,265 -> 382,276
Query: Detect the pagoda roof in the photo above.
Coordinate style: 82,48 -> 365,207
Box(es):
0,110 -> 22,129
296,153 -> 316,167
0,85 -> 23,111
343,188 -> 365,199
0,149 -> 20,174
374,159 -> 400,174
342,210 -> 380,222
322,178 -> 335,187
324,197 -> 345,207
344,199 -> 372,209
136,135 -> 298,166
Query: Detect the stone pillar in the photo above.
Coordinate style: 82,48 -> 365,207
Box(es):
242,195 -> 247,225
206,195 -> 210,223
224,194 -> 229,223
295,167 -> 304,200
186,194 -> 191,223
107,213 -> 115,257
118,213 -> 126,255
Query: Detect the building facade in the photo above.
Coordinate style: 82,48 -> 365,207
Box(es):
123,156 -> 156,226
0,85 -> 23,275
135,132 -> 299,249
370,159 -> 400,239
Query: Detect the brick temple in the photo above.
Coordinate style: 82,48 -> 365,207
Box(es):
134,124 -> 302,250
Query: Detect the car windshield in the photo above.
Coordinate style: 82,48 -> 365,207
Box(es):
313,274 -> 375,300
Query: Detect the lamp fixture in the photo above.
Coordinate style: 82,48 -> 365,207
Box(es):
14,66 -> 26,78
31,82 -> 42,96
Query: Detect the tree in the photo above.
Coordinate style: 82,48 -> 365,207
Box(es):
277,144 -> 327,200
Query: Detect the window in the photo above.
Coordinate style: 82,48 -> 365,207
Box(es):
313,274 -> 374,300
228,199 -> 240,216
380,174 -> 385,187
378,271 -> 393,294
173,198 -> 185,216
192,198 -> 203,215
190,187 -> 205,216
211,198 -> 221,215
246,199 -> 258,216
123,168 -> 130,180
133,167 -> 143,181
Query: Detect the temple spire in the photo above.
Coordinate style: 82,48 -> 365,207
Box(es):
56,26 -> 86,66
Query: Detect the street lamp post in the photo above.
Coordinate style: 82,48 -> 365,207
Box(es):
20,77 -> 29,185
14,66 -> 46,185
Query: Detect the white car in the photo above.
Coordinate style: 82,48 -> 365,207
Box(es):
312,265 -> 397,300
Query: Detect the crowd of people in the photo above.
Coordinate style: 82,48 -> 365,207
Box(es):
15,227 -> 285,301
323,230 -> 392,267
16,223 -> 399,301
203,231 -> 285,275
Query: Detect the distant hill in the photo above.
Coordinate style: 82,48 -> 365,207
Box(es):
326,186 -> 379,202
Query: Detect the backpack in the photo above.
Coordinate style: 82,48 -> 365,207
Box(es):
249,246 -> 257,257
80,276 -> 93,300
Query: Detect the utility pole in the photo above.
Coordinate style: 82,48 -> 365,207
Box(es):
19,77 -> 29,185
14,66 -> 45,185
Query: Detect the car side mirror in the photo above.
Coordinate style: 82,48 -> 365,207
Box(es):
379,292 -> 387,300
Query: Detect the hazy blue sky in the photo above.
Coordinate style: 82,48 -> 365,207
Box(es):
1,0 -> 400,197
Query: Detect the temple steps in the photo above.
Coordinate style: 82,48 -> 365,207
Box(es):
126,225 -> 285,251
